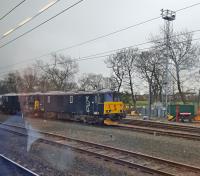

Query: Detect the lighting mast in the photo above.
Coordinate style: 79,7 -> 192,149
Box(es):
161,9 -> 176,117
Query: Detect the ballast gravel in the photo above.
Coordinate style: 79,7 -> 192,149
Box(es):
0,114 -> 153,176
24,116 -> 200,167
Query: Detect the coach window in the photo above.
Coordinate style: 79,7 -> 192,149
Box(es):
70,96 -> 73,103
47,96 -> 51,104
30,96 -> 33,104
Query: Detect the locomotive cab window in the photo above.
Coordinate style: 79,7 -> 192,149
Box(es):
70,96 -> 73,103
104,93 -> 113,102
113,93 -> 120,102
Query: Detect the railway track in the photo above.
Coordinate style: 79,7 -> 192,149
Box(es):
0,122 -> 200,176
45,117 -> 200,141
105,119 -> 200,141
0,154 -> 39,176
122,119 -> 200,133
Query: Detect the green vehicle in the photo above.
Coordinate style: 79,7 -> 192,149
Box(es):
168,105 -> 195,122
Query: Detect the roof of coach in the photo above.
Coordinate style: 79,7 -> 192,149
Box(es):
1,89 -> 115,96
43,89 -> 114,95
2,92 -> 43,96
2,93 -> 19,96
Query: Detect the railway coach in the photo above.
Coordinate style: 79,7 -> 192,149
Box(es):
0,90 -> 126,123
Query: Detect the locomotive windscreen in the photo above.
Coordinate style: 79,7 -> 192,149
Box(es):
104,92 -> 120,102
104,93 -> 113,102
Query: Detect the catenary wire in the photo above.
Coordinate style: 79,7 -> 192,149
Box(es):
0,1 -> 200,75
0,28 -> 200,71
1,1 -> 200,50
1,0 -> 61,39
175,2 -> 200,12
0,0 -> 199,77
0,0 -> 85,49
0,36 -> 200,78
0,0 -> 26,21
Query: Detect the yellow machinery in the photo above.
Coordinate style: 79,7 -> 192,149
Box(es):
167,114 -> 175,121
194,108 -> 200,121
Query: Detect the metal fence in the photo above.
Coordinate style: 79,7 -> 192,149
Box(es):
137,106 -> 166,118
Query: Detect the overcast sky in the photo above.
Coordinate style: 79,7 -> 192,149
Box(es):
0,0 -> 200,81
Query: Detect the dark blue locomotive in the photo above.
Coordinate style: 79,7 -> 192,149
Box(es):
0,90 -> 125,123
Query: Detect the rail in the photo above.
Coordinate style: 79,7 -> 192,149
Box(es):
0,154 -> 39,176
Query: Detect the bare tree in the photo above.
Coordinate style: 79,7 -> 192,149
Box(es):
135,50 -> 164,117
20,67 -> 39,92
79,73 -> 103,90
79,73 -> 115,90
0,80 -> 8,94
168,31 -> 200,103
123,48 -> 139,109
37,74 -> 51,92
102,76 -> 118,90
37,54 -> 78,91
106,48 -> 139,108
3,72 -> 22,93
152,30 -> 200,104
105,51 -> 125,92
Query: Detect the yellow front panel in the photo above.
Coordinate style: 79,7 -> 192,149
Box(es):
104,102 -> 124,114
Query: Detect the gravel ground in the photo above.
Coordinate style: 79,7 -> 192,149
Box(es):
26,117 -> 200,167
0,115 -> 152,176
0,127 -> 70,176
1,114 -> 200,168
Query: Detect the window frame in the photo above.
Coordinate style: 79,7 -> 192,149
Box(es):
47,96 -> 51,104
70,95 -> 73,104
